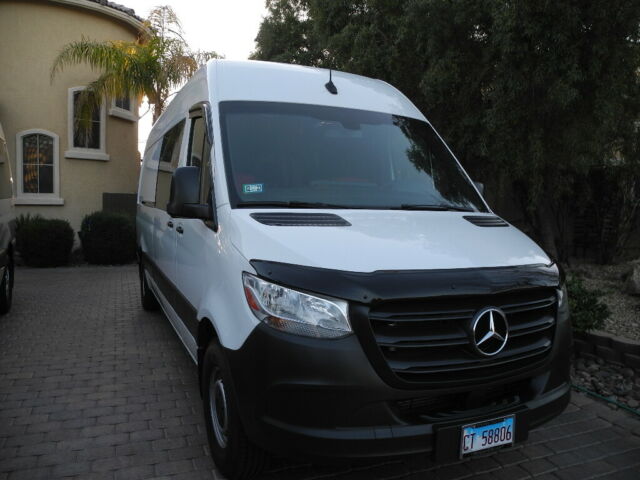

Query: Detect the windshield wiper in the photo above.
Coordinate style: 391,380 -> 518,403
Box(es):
398,204 -> 475,212
236,201 -> 353,209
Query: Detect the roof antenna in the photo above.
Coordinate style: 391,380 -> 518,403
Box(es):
325,68 -> 338,95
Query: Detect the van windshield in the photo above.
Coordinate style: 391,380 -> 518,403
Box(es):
219,101 -> 487,212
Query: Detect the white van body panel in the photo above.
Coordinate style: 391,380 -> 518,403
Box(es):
227,209 -> 550,273
188,209 -> 261,350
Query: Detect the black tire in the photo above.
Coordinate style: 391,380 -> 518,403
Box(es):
202,340 -> 268,480
0,256 -> 13,315
139,261 -> 159,311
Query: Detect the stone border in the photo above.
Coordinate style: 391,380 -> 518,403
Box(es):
574,330 -> 640,369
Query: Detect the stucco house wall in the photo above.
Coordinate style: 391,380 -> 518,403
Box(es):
0,0 -> 142,233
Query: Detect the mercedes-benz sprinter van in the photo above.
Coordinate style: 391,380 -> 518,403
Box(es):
0,140 -> 15,315
136,60 -> 571,479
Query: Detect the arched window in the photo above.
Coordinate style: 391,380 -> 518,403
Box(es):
15,129 -> 63,205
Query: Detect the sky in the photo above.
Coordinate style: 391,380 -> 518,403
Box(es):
122,0 -> 268,152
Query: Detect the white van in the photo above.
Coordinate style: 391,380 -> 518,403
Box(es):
0,138 -> 14,315
137,60 -> 571,479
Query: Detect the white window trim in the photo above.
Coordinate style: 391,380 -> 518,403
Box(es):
65,86 -> 110,161
15,129 -> 64,205
109,96 -> 137,122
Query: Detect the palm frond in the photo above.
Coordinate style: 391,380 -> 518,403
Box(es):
51,37 -> 136,82
51,6 -> 227,122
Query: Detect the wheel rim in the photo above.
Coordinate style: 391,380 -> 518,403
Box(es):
209,369 -> 229,449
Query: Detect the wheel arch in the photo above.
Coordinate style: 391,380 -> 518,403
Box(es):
197,317 -> 219,395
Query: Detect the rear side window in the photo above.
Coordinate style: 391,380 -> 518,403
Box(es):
139,140 -> 161,206
155,120 -> 185,211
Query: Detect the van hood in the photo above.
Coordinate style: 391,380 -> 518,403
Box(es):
226,210 -> 550,273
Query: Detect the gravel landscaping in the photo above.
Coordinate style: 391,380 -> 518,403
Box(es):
571,355 -> 640,412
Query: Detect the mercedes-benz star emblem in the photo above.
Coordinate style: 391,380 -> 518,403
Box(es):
471,307 -> 509,356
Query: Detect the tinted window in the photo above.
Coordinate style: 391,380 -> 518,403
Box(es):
139,140 -> 162,205
187,115 -> 212,204
220,102 -> 486,211
155,120 -> 185,211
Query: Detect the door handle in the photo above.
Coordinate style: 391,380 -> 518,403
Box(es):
167,221 -> 174,228
176,226 -> 184,234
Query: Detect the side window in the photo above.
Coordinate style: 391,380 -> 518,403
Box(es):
187,113 -> 212,205
155,120 -> 185,211
139,140 -> 162,206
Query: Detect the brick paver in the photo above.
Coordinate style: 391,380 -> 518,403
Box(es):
1,265 -> 639,479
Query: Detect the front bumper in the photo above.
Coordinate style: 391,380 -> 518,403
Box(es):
226,321 -> 571,461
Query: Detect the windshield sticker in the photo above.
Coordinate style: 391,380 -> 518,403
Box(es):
243,183 -> 263,194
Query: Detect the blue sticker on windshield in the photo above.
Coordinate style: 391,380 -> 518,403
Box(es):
243,183 -> 263,194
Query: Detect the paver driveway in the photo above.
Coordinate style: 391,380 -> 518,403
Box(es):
1,266 -> 640,480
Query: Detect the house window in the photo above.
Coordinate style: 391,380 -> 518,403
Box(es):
115,96 -> 130,111
22,133 -> 53,193
65,86 -> 109,161
110,95 -> 137,122
15,129 -> 63,205
73,90 -> 101,149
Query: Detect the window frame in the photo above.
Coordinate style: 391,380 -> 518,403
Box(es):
109,95 -> 137,122
15,129 -> 63,205
187,107 -> 213,205
186,102 -> 218,230
154,119 -> 186,212
65,86 -> 109,161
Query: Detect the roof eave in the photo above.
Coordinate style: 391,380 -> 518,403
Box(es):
49,0 -> 144,33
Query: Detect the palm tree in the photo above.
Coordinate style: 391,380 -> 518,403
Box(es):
51,6 -> 220,124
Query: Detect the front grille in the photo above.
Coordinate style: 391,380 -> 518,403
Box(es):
368,288 -> 556,385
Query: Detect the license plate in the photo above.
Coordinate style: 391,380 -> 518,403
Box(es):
460,416 -> 514,457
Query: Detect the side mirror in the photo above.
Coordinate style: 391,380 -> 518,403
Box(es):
474,181 -> 485,196
167,166 -> 212,220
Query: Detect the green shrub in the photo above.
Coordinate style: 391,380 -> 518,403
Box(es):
79,211 -> 136,265
16,215 -> 74,267
15,213 -> 42,256
567,276 -> 610,333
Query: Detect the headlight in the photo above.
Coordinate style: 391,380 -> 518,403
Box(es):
242,273 -> 351,339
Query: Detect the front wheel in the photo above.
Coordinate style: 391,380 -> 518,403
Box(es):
0,257 -> 13,315
202,341 -> 268,479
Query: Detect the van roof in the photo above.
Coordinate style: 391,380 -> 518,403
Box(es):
211,60 -> 425,120
147,59 -> 426,148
